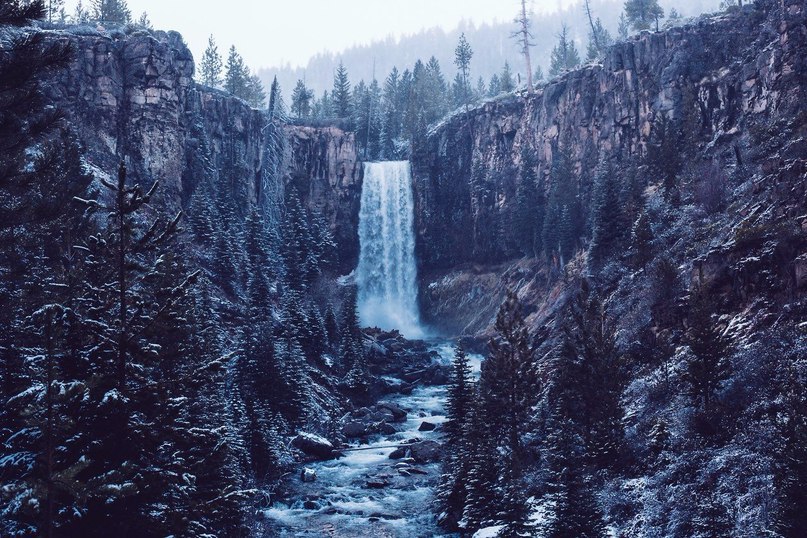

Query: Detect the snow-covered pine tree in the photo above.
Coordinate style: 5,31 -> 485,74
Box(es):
588,162 -> 625,269
437,343 -> 475,529
199,35 -> 223,88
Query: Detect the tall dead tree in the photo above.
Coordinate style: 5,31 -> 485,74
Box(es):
513,0 -> 535,93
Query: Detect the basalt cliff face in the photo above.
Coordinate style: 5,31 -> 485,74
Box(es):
413,0 -> 807,337
44,27 -> 362,271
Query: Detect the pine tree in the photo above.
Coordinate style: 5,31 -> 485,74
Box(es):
618,12 -> 630,40
586,18 -> 613,61
624,0 -> 664,31
488,73 -> 501,97
461,395 -> 500,532
588,163 -> 624,268
338,288 -> 364,375
332,61 -> 352,119
268,76 -> 287,120
555,280 -> 625,470
514,144 -> 543,257
481,291 -> 534,469
381,67 -> 402,157
433,344 -> 473,526
499,61 -> 515,93
92,0 -> 130,23
684,290 -> 731,416
648,114 -> 682,200
245,73 -> 266,108
542,145 -> 580,264
544,414 -> 606,538
199,35 -> 223,88
549,24 -> 581,78
631,210 -> 654,267
291,79 -> 313,118
224,46 -> 247,98
454,33 -> 473,108
135,11 -> 150,29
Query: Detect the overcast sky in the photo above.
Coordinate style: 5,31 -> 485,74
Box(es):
64,0 -> 579,70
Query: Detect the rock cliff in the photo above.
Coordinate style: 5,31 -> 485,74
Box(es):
413,0 -> 807,336
43,26 -> 362,271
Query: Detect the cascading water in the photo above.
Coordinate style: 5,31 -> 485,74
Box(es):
356,161 -> 423,338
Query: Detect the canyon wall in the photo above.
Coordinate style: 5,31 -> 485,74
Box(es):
412,0 -> 807,336
44,27 -> 362,271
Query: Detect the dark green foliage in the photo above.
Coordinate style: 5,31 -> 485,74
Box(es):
514,145 -> 543,257
453,32 -> 473,108
684,290 -> 731,416
631,210 -> 654,267
648,114 -> 682,200
624,0 -> 664,31
92,0 -> 130,23
291,79 -> 313,118
555,280 -> 624,470
588,163 -> 625,268
199,35 -> 223,88
549,24 -> 581,78
437,344 -> 476,529
332,61 -> 352,119
499,61 -> 515,93
461,396 -> 500,531
542,145 -> 582,265
481,291 -> 535,464
544,414 -> 606,538
224,46 -> 265,107
586,18 -> 613,61
338,288 -> 364,376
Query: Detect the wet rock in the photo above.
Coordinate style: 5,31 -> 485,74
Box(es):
292,433 -> 338,460
389,447 -> 408,460
379,422 -> 398,435
409,440 -> 442,463
418,421 -> 437,432
377,401 -> 407,422
303,500 -> 318,509
365,479 -> 389,489
342,421 -> 367,438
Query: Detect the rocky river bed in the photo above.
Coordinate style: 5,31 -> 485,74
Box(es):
263,342 -> 482,537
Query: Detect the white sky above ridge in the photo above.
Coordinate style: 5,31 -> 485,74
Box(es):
62,0 -> 581,70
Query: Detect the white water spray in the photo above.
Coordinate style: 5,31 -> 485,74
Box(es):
356,161 -> 423,338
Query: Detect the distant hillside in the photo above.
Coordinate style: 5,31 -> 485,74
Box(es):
258,0 -> 720,96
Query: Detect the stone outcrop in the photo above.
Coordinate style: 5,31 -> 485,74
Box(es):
43,27 -> 362,270
412,0 -> 807,335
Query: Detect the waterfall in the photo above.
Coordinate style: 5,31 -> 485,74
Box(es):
356,161 -> 423,338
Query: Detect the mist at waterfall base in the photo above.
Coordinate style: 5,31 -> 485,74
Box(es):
356,161 -> 425,339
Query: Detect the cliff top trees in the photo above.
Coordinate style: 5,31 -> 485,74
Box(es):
624,0 -> 664,31
549,24 -> 581,78
199,35 -> 223,88
332,61 -> 352,119
291,79 -> 313,118
224,46 -> 265,108
92,0 -> 130,23
454,32 -> 473,108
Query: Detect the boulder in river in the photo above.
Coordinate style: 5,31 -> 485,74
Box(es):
418,421 -> 437,431
292,432 -> 338,460
377,401 -> 407,422
409,440 -> 442,463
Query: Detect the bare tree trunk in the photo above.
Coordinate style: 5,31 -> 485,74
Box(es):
519,0 -> 534,93
584,0 -> 600,53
